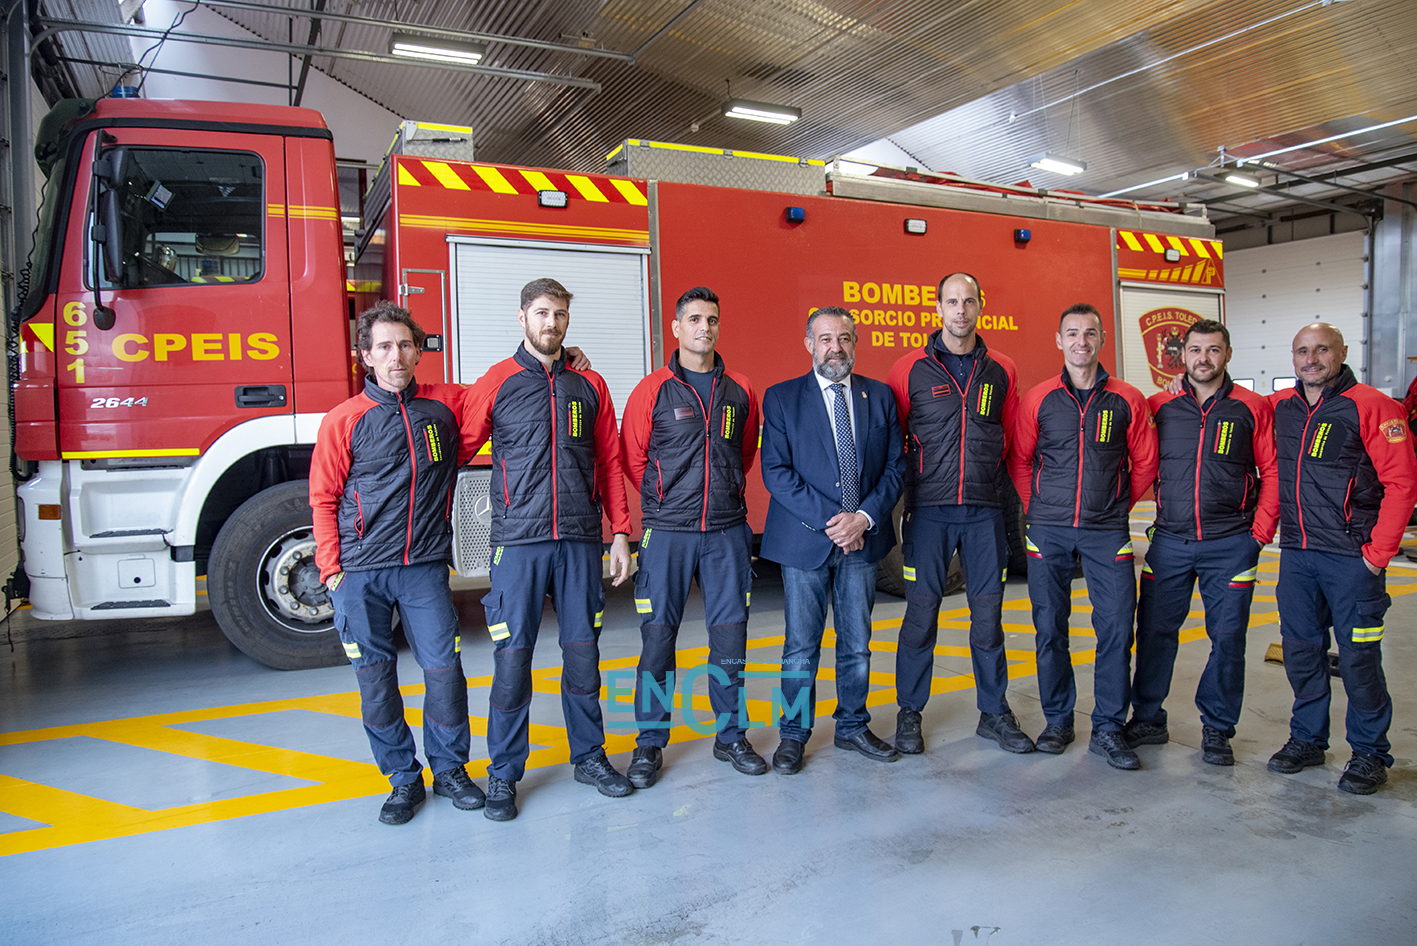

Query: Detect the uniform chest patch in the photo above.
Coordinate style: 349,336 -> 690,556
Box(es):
423,423 -> 445,463
720,404 -> 738,440
931,383 -> 952,398
1308,422 -> 1332,457
976,383 -> 994,416
1213,420 -> 1235,455
1096,409 -> 1115,443
1382,419 -> 1408,443
674,407 -> 695,421
568,399 -> 587,438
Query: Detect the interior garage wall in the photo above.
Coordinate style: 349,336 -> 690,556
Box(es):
1223,230 -> 1368,395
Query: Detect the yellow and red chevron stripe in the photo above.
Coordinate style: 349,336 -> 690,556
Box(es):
394,157 -> 647,205
1117,230 -> 1223,260
398,214 -> 649,247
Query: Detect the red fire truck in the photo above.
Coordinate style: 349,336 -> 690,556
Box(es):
11,97 -> 1223,669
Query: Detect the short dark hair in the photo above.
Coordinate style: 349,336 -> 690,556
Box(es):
1058,303 -> 1103,331
356,300 -> 425,353
806,305 -> 856,337
675,286 -> 720,318
937,272 -> 982,299
520,277 -> 572,310
1184,319 -> 1230,347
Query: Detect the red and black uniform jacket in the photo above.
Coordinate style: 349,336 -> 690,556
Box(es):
888,331 -> 1018,508
620,351 -> 759,531
1272,365 -> 1417,568
1149,374 -> 1279,544
462,345 -> 631,546
1009,366 -> 1159,529
310,376 -> 467,582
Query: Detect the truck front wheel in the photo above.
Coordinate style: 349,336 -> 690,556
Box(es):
208,480 -> 345,670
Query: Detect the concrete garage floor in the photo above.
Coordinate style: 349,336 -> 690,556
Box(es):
2,512 -> 1416,945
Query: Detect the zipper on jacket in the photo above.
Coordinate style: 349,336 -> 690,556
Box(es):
1295,399 -> 1320,548
543,364 -> 560,540
1192,398 -> 1215,541
397,397 -> 418,565
1065,385 -> 1097,528
955,360 -> 980,504
656,459 -> 664,501
354,490 -> 365,537
501,458 -> 511,508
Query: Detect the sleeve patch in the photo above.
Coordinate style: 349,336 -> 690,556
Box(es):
1382,419 -> 1407,443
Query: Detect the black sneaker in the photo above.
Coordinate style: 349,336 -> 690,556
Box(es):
573,751 -> 636,797
483,776 -> 518,821
1122,717 -> 1170,748
977,711 -> 1036,754
432,766 -> 486,809
713,738 -> 768,775
1337,752 -> 1388,795
1089,730 -> 1141,770
894,707 -> 924,754
1035,722 -> 1075,755
627,746 -> 663,789
1201,726 -> 1234,766
1267,737 -> 1325,774
378,780 -> 426,825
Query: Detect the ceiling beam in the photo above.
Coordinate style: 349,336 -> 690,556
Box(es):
32,18 -> 603,90
1192,172 -> 1372,217
199,0 -> 636,64
1258,162 -> 1417,211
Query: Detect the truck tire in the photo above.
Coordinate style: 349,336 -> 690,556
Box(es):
208,480 -> 345,670
876,499 -> 964,597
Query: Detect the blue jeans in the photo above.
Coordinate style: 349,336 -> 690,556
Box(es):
778,546 -> 878,742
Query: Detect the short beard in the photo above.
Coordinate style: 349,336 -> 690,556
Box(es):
814,353 -> 853,381
526,329 -> 563,358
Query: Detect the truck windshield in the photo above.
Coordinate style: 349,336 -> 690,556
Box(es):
90,148 -> 265,288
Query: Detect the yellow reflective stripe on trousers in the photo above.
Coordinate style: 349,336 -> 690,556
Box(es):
635,598 -> 653,614
594,611 -> 603,628
1352,625 -> 1384,643
1025,537 -> 1040,553
745,591 -> 752,607
454,635 -> 461,654
488,622 -> 510,641
903,566 -> 916,581
1231,567 -> 1257,583
342,641 -> 361,659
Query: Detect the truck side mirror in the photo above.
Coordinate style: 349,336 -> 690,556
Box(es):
90,147 -> 124,330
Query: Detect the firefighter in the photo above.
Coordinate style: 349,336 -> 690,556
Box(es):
618,286 -> 764,787
310,302 -> 483,825
461,278 -> 635,821
1267,322 -> 1417,794
1125,319 -> 1279,766
886,273 -> 1033,755
1009,303 -> 1159,769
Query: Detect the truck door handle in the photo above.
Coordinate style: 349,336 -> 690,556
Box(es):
235,384 -> 287,408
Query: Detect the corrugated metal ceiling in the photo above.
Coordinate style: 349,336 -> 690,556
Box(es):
36,0 -> 1417,227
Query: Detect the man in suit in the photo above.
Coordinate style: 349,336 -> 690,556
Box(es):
760,306 -> 905,774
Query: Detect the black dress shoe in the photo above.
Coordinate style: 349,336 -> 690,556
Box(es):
378,780 -> 426,825
834,728 -> 901,763
431,766 -> 486,809
894,707 -> 924,754
627,746 -> 663,789
772,738 -> 805,775
1035,722 -> 1075,755
713,738 -> 768,775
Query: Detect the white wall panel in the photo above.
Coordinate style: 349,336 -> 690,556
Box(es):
1224,232 -> 1367,394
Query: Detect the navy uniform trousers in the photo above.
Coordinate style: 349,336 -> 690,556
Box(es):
482,540 -> 607,782
895,504 -> 1011,715
632,522 -> 754,746
332,561 -> 470,787
1132,529 -> 1261,737
1277,548 -> 1394,765
1026,523 -> 1137,732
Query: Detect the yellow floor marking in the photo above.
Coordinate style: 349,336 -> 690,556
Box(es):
5,548 -> 1411,857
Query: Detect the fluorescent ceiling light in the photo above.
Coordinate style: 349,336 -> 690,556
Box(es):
834,160 -> 877,175
1097,171 -> 1190,199
390,33 -> 486,65
1029,152 -> 1087,176
723,99 -> 801,125
1225,171 -> 1261,187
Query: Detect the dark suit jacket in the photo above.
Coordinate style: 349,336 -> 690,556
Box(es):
759,370 -> 904,569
